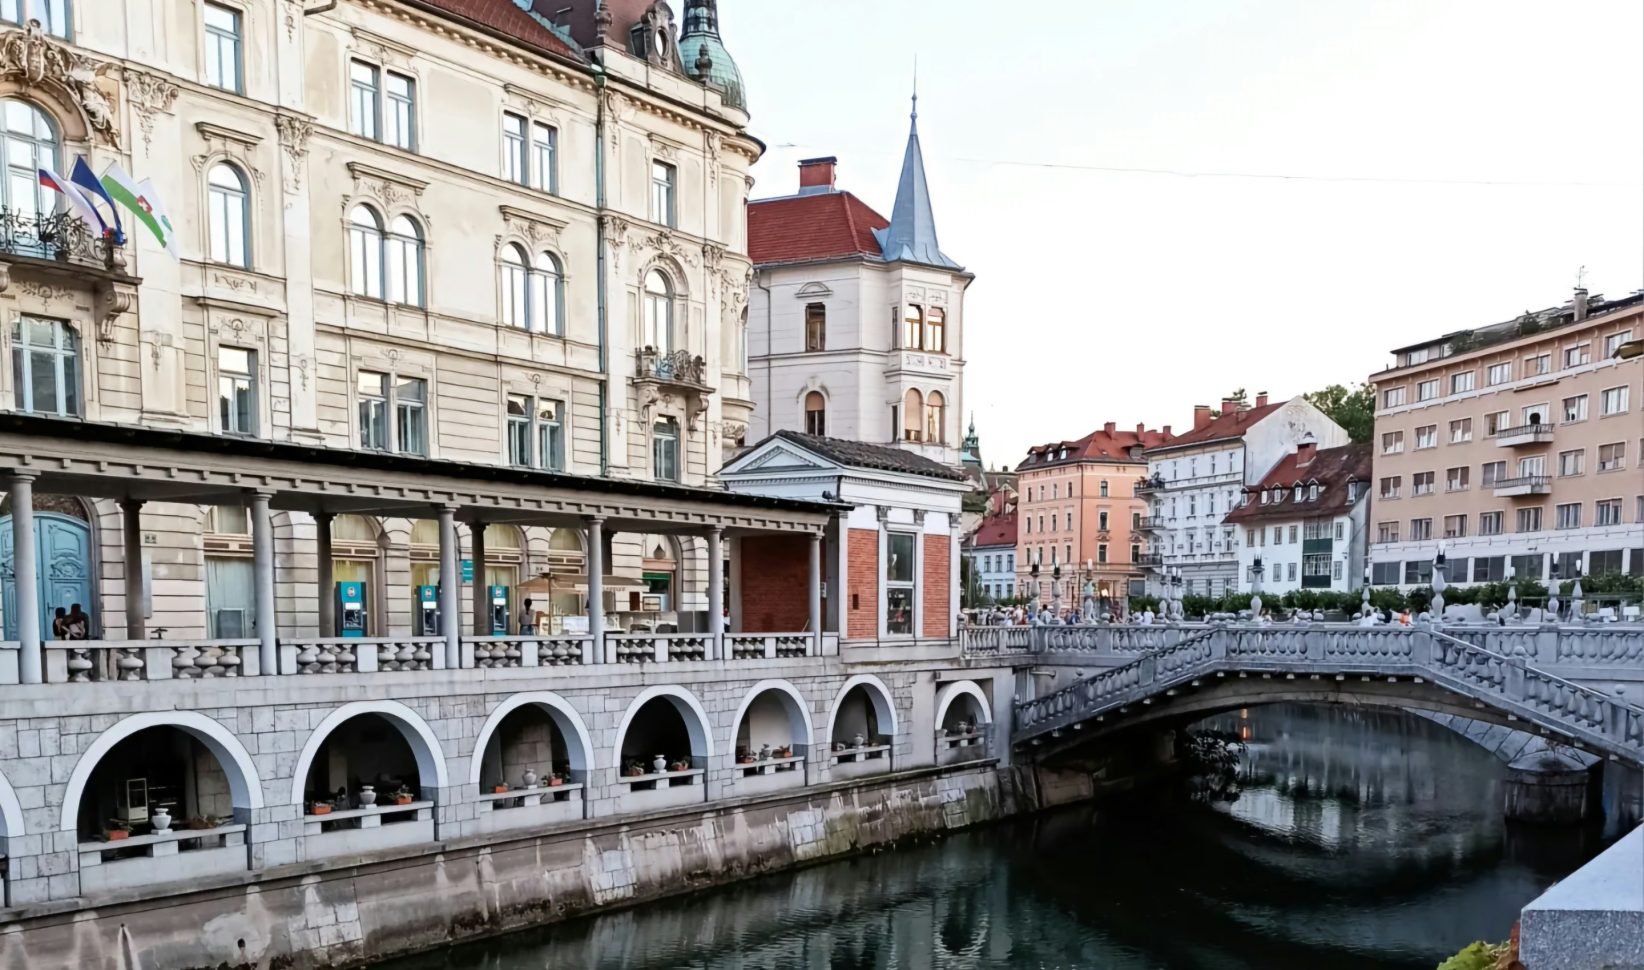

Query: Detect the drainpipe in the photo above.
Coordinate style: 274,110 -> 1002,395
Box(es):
758,270 -> 772,440
594,69 -> 610,476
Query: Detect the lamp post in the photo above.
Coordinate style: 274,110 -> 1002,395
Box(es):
1051,564 -> 1063,618
1569,555 -> 1585,621
1361,564 -> 1372,620
1546,563 -> 1560,621
1430,540 -> 1447,623
1169,567 -> 1184,622
1081,559 -> 1097,621
1029,562 -> 1041,613
1249,555 -> 1265,618
1504,565 -> 1518,623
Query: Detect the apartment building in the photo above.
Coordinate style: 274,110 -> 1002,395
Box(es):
1227,441 -> 1372,596
1368,288 -> 1644,587
1015,422 -> 1172,608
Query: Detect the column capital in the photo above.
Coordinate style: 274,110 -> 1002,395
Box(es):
704,523 -> 724,536
118,496 -> 147,511
3,470 -> 37,484
312,510 -> 335,523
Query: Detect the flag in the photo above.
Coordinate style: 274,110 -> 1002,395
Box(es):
136,177 -> 179,259
37,166 -> 109,234
99,162 -> 174,256
69,156 -> 123,243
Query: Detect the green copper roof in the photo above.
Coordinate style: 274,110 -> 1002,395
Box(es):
680,0 -> 746,111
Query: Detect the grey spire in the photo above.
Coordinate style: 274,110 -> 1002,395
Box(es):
874,92 -> 961,270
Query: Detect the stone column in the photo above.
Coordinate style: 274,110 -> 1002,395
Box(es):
250,490 -> 277,674
9,473 -> 40,683
314,512 -> 334,637
949,521 -> 961,638
809,532 -> 823,651
438,507 -> 460,668
120,499 -> 146,640
706,526 -> 724,638
585,517 -> 606,644
470,521 -> 488,635
828,514 -> 847,634
727,534 -> 743,633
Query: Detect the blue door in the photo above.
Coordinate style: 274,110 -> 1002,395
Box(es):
1,513 -> 94,640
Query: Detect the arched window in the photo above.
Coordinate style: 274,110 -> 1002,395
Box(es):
804,390 -> 826,436
207,163 -> 250,267
925,307 -> 946,354
535,251 -> 564,336
500,244 -> 529,329
925,390 -> 945,444
348,205 -> 385,299
386,214 -> 424,306
1,100 -> 58,216
902,388 -> 923,442
901,304 -> 923,350
11,317 -> 80,416
643,270 -> 672,353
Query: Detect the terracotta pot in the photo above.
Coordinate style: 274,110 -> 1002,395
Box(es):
394,795 -> 413,805
310,805 -> 332,816
548,777 -> 564,787
106,829 -> 130,841
493,785 -> 510,794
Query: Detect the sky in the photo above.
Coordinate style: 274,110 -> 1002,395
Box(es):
722,0 -> 1644,467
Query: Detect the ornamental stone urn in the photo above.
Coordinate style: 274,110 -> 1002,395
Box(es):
759,743 -> 772,761
150,806 -> 172,832
358,784 -> 377,807
521,768 -> 539,789
653,754 -> 668,773
853,733 -> 866,748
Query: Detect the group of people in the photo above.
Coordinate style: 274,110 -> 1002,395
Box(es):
50,603 -> 91,640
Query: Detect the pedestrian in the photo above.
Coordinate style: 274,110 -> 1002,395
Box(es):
51,606 -> 68,639
518,598 -> 535,635
65,603 -> 89,640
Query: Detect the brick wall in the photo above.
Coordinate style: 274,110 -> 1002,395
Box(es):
847,528 -> 879,639
922,534 -> 950,638
738,535 -> 809,632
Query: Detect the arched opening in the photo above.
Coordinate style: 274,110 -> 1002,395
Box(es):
1,493 -> 93,641
207,162 -> 251,267
0,770 -> 19,907
636,534 -> 678,631
471,693 -> 594,829
613,688 -> 711,810
477,524 -> 524,632
65,714 -> 259,894
386,214 -> 425,307
643,269 -> 673,353
902,388 -> 924,442
926,390 -> 946,445
935,681 -> 993,764
1,99 -> 59,218
348,204 -> 385,299
408,517 -> 445,636
829,677 -> 896,774
804,390 -> 826,436
293,703 -> 443,857
731,682 -> 813,789
516,527 -> 586,631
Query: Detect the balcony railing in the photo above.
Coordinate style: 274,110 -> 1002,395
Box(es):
1492,423 -> 1555,447
1492,475 -> 1551,497
635,348 -> 708,387
1136,516 -> 1159,530
0,208 -> 125,270
1136,553 -> 1163,567
1134,476 -> 1166,495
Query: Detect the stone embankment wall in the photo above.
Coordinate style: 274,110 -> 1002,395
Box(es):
0,763 -> 1008,969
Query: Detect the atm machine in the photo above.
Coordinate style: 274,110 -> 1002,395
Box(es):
487,585 -> 510,635
337,582 -> 368,637
415,585 -> 441,635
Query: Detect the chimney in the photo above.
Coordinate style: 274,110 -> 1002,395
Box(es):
1193,405 -> 1212,430
1255,391 -> 1268,408
1221,398 -> 1238,415
1573,286 -> 1589,321
1135,423 -> 1145,435
797,156 -> 837,195
1162,425 -> 1172,437
1104,421 -> 1116,433
1296,438 -> 1317,467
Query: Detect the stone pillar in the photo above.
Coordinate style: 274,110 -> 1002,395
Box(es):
727,534 -> 743,633
250,490 -> 277,674
809,532 -> 823,650
314,512 -> 334,637
470,521 -> 488,635
438,507 -> 460,668
9,473 -> 40,683
828,513 -> 847,634
949,521 -> 961,638
120,499 -> 145,640
585,517 -> 605,643
706,526 -> 724,638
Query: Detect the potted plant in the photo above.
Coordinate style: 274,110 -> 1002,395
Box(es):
738,750 -> 755,765
493,783 -> 511,794
773,746 -> 791,759
669,759 -> 690,773
832,741 -> 846,753
624,761 -> 645,778
392,785 -> 414,806
105,820 -> 132,841
309,801 -> 332,816
548,773 -> 565,788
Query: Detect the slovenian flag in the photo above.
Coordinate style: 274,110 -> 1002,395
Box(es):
70,156 -> 123,243
37,166 -> 109,235
100,162 -> 176,258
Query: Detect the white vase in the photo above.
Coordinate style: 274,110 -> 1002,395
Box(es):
521,768 -> 538,789
853,733 -> 866,748
653,755 -> 668,773
358,784 -> 377,807
150,806 -> 172,832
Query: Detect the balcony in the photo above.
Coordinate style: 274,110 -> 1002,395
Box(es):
633,348 -> 713,426
1492,423 -> 1555,447
1135,476 -> 1166,495
0,209 -> 138,338
1493,475 -> 1551,497
1136,516 -> 1159,531
1135,553 -> 1163,568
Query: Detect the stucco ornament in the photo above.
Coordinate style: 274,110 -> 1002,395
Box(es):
0,20 -> 120,146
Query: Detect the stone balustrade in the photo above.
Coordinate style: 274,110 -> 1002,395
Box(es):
76,823 -> 249,894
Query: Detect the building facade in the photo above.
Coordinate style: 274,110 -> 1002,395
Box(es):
745,110 -> 972,467
0,0 -> 768,639
1140,395 -> 1349,598
1015,422 -> 1171,611
1227,441 -> 1372,596
1368,289 -> 1644,588
966,504 -> 1017,606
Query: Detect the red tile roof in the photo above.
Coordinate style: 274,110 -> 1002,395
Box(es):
972,511 -> 1017,548
1151,402 -> 1286,450
1224,443 -> 1372,525
411,0 -> 582,60
748,192 -> 889,265
1016,426 -> 1174,471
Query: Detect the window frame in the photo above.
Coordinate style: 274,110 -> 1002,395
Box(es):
354,370 -> 427,455
884,530 -> 919,637
652,416 -> 680,482
650,159 -> 677,227
1601,385 -> 1630,416
11,316 -> 81,417
1,0 -> 71,37
216,344 -> 258,436
202,2 -> 244,94
206,161 -> 251,267
804,303 -> 826,352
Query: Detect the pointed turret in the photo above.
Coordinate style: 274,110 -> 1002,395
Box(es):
874,93 -> 962,270
679,0 -> 746,111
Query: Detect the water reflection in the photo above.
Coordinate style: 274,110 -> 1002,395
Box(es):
382,704 -> 1606,970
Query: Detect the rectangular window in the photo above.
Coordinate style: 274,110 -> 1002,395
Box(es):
1287,562 -> 1298,581
804,303 -> 826,352
203,3 -> 242,93
1409,518 -> 1433,541
1516,506 -> 1543,533
1303,520 -> 1326,540
1098,511 -> 1109,530
1486,363 -> 1511,386
1404,560 -> 1432,584
1597,499 -> 1623,527
395,376 -> 427,456
1332,560 -> 1343,580
925,307 -> 946,353
1445,466 -> 1469,491
1604,331 -> 1635,357
1525,353 -> 1551,376
1481,460 -> 1506,487
1451,371 -> 1475,394
1443,514 -> 1467,538
217,346 -> 256,435
536,399 -> 565,471
1381,431 -> 1404,454
1417,379 -> 1438,402
1415,425 -> 1437,449
1518,454 -> 1545,478
1449,418 -> 1472,443
1601,385 -> 1630,415
349,61 -> 380,141
1369,561 -> 1398,584
357,371 -> 389,450
1558,449 -> 1584,477
502,112 -> 528,184
1130,543 -> 1140,562
1479,511 -> 1503,536
1511,554 -> 1544,580
1379,476 -> 1401,499
384,71 -> 416,150
1303,553 -> 1330,577
1485,410 -> 1511,435
1562,394 -> 1588,422
1377,522 -> 1399,543
885,532 -> 916,635
652,418 -> 679,482
1556,503 -> 1582,530
651,160 -> 677,226
1589,549 -> 1625,575
531,121 -> 558,193
1383,386 -> 1407,408
1097,543 -> 1108,564
1564,344 -> 1591,368
1412,471 -> 1434,496
1472,557 -> 1506,582
1288,525 -> 1299,543
1599,442 -> 1626,472
902,304 -> 923,350
506,394 -> 532,466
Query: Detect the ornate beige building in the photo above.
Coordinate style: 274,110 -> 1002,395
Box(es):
0,0 -> 762,638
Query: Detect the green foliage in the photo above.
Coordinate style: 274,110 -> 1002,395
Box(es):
1436,940 -> 1505,970
1557,574 -> 1644,597
1303,382 -> 1376,443
1127,594 -> 1161,613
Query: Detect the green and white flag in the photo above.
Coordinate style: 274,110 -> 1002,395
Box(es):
100,162 -> 177,258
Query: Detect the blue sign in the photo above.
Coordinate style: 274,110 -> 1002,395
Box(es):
461,559 -> 474,583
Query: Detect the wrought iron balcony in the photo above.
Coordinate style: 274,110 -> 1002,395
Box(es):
1492,474 -> 1551,497
1134,475 -> 1166,495
0,208 -> 126,272
1491,423 -> 1555,447
1135,552 -> 1163,568
1136,516 -> 1159,530
635,348 -> 709,388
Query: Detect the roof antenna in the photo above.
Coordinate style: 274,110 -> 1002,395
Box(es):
911,56 -> 919,128
1575,264 -> 1588,289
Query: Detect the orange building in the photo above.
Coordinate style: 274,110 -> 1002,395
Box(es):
1015,422 -> 1174,611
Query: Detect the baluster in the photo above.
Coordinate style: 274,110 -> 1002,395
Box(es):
172,644 -> 199,679
66,646 -> 93,682
335,641 -> 356,672
295,641 -> 320,674
116,647 -> 145,681
378,640 -> 400,671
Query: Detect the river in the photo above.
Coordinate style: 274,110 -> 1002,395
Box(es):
380,704 -> 1610,969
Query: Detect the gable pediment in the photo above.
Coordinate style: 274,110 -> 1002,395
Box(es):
793,282 -> 833,300
723,442 -> 836,476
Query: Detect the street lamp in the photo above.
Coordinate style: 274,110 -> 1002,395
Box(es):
1361,563 -> 1372,619
1504,565 -> 1518,622
1051,564 -> 1063,616
1249,555 -> 1265,618
1547,562 -> 1560,621
1612,338 -> 1643,361
1569,554 -> 1585,620
1029,562 -> 1041,611
1431,540 -> 1448,622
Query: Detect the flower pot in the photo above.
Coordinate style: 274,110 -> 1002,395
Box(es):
759,743 -> 772,761
106,829 -> 129,841
358,784 -> 377,807
150,807 -> 172,833
310,804 -> 332,816
394,795 -> 413,806
521,768 -> 539,789
625,768 -> 644,778
739,756 -> 755,765
832,742 -> 845,753
493,785 -> 511,794
548,776 -> 564,787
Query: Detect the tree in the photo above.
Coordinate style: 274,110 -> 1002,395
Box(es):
1304,383 -> 1375,443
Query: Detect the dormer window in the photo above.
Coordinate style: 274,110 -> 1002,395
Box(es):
1293,484 -> 1303,501
1308,483 -> 1319,500
1260,491 -> 1268,505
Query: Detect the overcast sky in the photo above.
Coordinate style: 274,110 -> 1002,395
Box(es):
723,0 -> 1644,467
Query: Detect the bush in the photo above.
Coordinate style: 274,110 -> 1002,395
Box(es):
1435,940 -> 1506,970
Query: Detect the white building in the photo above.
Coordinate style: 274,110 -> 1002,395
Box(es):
1140,394 -> 1349,598
1226,442 -> 1372,597
744,104 -> 972,467
967,507 -> 1018,605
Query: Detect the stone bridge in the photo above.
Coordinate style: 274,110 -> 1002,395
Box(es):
960,623 -> 1644,765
